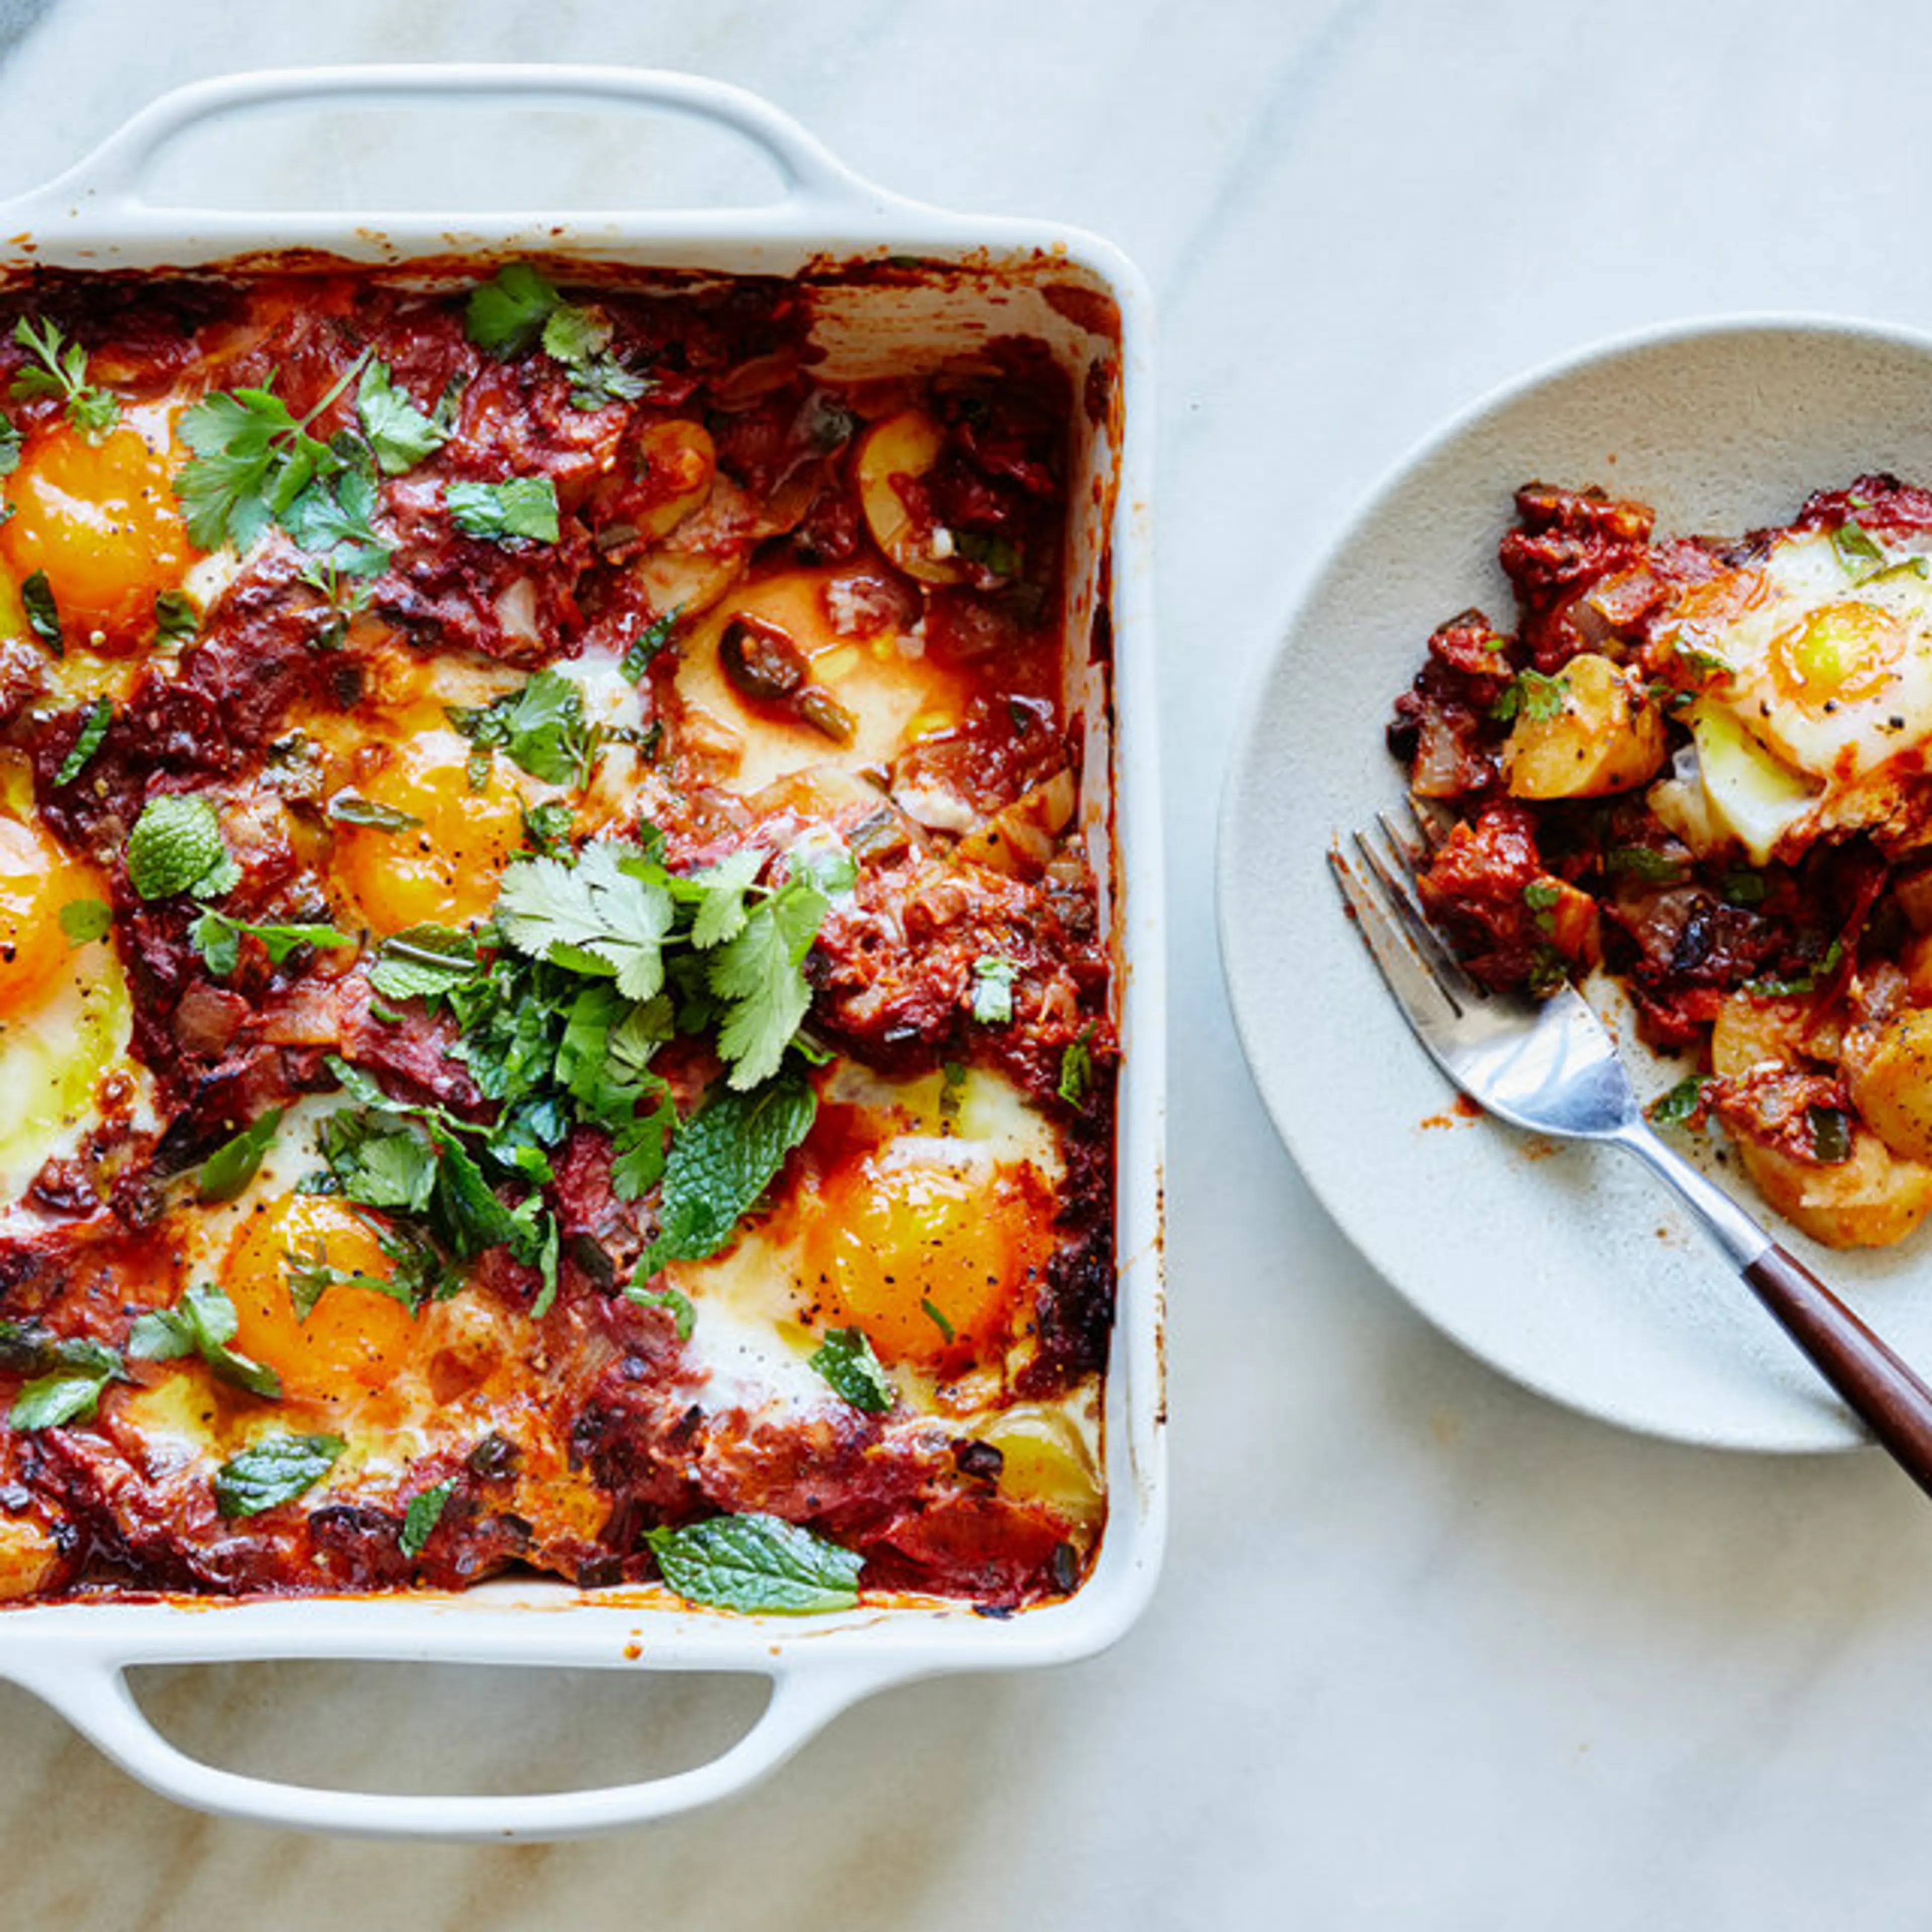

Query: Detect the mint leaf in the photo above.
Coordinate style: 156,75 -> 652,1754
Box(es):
190,908 -> 351,979
368,925 -> 481,1002
810,1327 -> 893,1412
357,359 -> 448,475
645,1512 -> 863,1615
445,477 -> 559,545
198,1108 -> 284,1203
213,1433 -> 345,1517
127,793 -> 234,900
54,696 -> 112,785
642,1070 -> 816,1271
399,1477 -> 456,1559
466,262 -> 561,358
128,1282 -> 280,1400
7,1333 -> 121,1430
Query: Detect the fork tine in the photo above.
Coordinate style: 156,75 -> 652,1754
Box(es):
1356,819 -> 1479,1006
1329,841 -> 1464,1033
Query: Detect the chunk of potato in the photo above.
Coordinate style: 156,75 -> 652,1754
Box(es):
1844,1009 -> 1932,1164
0,1514 -> 59,1601
1502,653 -> 1666,799
855,409 -> 965,585
1732,1128 -> 1932,1249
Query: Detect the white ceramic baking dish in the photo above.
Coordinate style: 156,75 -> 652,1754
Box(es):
0,65 -> 1164,1841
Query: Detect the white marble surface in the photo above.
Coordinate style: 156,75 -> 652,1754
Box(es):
8,0 -> 1932,1923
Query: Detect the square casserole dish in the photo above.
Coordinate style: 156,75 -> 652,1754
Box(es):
0,65 -> 1164,1838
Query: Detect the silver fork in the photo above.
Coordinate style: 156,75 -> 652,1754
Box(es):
1334,809 -> 1932,1494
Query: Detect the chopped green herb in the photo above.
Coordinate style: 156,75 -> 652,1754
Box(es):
1744,938 -> 1844,998
54,696 -> 112,785
1809,1104 -> 1855,1165
1607,844 -> 1689,886
465,262 -> 562,358
152,588 -> 200,644
189,908 -> 350,980
198,1109 -> 285,1203
1832,518 -> 1888,578
326,789 -> 422,833
810,1327 -> 893,1412
57,898 -> 111,946
1491,668 -> 1569,726
20,569 -> 59,654
971,955 -> 1020,1025
5,1331 -> 121,1431
367,925 -> 482,1003
620,607 -> 680,682
448,668 -> 593,787
1058,1026 -> 1095,1107
641,1070 -> 817,1273
445,476 -> 559,545
920,1298 -> 956,1344
1646,1075 -> 1709,1130
622,1282 -> 696,1341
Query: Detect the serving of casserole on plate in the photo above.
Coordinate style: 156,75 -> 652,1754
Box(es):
0,66 -> 1164,1840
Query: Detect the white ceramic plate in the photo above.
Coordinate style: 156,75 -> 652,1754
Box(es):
1218,314 -> 1932,1453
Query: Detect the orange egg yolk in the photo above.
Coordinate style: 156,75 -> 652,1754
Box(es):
1770,600 -> 1904,708
807,1148 -> 1055,1373
332,729 -> 529,935
0,813 -> 85,1016
0,423 -> 194,653
224,1193 -> 418,1406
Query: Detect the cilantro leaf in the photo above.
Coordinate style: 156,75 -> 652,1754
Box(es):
809,1327 -> 893,1412
1058,1025 -> 1096,1106
326,789 -> 422,833
153,589 -> 200,644
281,459 -> 390,576
54,696 -> 112,786
645,1512 -> 863,1615
641,1069 -> 817,1272
127,793 -> 236,900
357,359 -> 449,475
495,842 -> 675,1000
540,303 -> 647,410
445,477 -> 559,545
213,1433 -> 345,1517
466,263 -> 561,358
175,384 -> 330,552
11,315 -> 119,436
707,877 -> 828,1089
127,1282 -> 281,1399
198,1108 -> 284,1203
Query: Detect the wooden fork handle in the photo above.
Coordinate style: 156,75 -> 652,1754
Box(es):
1743,1245 -> 1932,1496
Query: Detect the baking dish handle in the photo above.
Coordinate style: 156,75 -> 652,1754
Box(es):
11,1649 -> 897,1840
6,64 -> 896,226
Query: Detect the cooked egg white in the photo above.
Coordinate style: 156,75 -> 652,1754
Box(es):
668,1061 -> 1065,1419
1653,527 -> 1932,861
